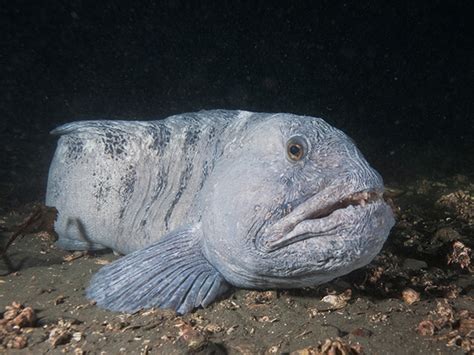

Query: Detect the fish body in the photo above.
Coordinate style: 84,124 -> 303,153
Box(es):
47,110 -> 241,254
46,110 -> 395,314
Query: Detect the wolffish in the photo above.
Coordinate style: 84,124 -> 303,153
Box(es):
46,109 -> 395,314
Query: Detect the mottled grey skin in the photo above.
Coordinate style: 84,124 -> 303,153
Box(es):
46,110 -> 395,314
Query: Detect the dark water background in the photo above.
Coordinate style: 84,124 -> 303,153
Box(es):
1,1 -> 473,204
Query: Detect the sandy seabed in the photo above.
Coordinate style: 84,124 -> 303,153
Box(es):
0,176 -> 473,354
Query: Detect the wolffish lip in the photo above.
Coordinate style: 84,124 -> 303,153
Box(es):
257,188 -> 384,253
305,189 -> 383,221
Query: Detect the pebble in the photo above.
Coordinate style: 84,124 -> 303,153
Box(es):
434,227 -> 461,243
402,258 -> 428,271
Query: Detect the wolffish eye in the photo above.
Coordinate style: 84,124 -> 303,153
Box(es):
286,136 -> 308,162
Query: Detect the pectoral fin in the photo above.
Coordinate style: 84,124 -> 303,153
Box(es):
86,226 -> 229,314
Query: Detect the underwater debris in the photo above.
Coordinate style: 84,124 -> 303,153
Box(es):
2,302 -> 36,328
175,320 -> 208,351
433,227 -> 462,244
48,327 -> 72,347
203,323 -> 223,334
437,190 -> 474,223
291,337 -> 363,355
63,251 -> 88,262
307,289 -> 353,316
245,290 -> 277,306
0,204 -> 57,273
401,288 -> 420,305
48,318 -> 82,348
417,299 -> 474,352
417,320 -> 435,336
320,289 -> 352,310
447,241 -> 472,270
0,302 -> 37,349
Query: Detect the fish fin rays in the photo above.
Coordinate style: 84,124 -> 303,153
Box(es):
50,120 -> 148,136
85,226 -> 230,314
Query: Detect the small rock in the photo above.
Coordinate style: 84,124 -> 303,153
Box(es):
320,289 -> 352,310
176,321 -> 207,351
49,328 -> 72,347
267,344 -> 280,353
417,320 -> 435,336
3,302 -> 23,321
402,258 -> 428,271
6,335 -> 28,349
435,299 -> 455,323
13,309 -> 36,328
436,191 -> 474,223
54,295 -> 66,305
434,227 -> 461,243
443,284 -> 461,299
297,338 -> 363,355
226,325 -> 238,335
458,317 -> 474,337
204,323 -> 223,333
447,241 -> 471,269
2,302 -> 36,328
72,332 -> 83,342
401,288 -> 420,305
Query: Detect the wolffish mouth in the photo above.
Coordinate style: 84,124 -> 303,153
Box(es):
305,189 -> 383,221
257,188 -> 385,253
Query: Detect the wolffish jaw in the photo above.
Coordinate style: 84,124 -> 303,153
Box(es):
223,197 -> 394,290
305,190 -> 383,220
255,188 -> 388,253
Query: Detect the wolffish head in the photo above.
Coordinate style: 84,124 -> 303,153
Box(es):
199,112 -> 395,289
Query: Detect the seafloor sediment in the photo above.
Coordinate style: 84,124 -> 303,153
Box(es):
0,175 -> 472,354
